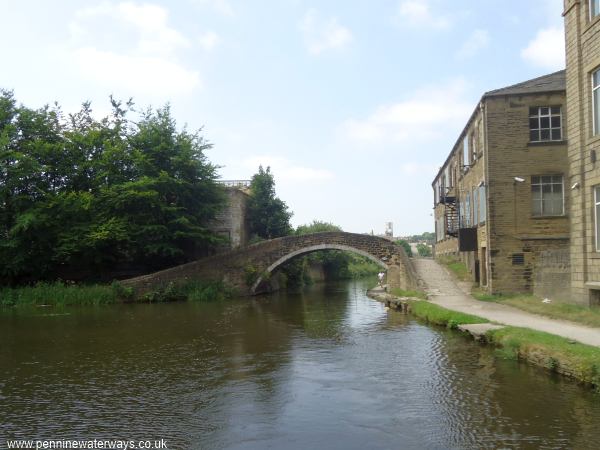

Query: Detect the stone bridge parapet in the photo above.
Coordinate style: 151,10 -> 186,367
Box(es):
122,232 -> 418,297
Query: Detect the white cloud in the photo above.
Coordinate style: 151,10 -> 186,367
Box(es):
299,9 -> 353,55
340,79 -> 473,145
69,2 -> 199,96
191,0 -> 234,16
521,26 -> 565,70
74,47 -> 200,95
241,155 -> 334,183
198,31 -> 220,51
456,29 -> 489,59
396,0 -> 451,30
74,2 -> 190,54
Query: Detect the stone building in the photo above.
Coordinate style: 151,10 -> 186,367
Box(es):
432,71 -> 569,296
564,0 -> 600,304
210,181 -> 251,250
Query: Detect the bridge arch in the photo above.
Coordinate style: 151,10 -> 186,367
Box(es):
122,231 -> 418,297
251,243 -> 389,293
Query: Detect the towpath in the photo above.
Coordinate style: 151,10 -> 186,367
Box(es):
413,258 -> 600,347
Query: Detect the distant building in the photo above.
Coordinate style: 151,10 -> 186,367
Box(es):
564,0 -> 600,304
432,71 -> 569,296
210,180 -> 251,250
385,222 -> 393,237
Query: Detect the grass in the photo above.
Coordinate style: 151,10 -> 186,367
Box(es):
0,279 -> 234,307
0,281 -> 120,307
437,255 -> 470,281
408,300 -> 489,329
390,287 -> 428,300
404,299 -> 600,389
471,289 -> 600,329
487,326 -> 600,388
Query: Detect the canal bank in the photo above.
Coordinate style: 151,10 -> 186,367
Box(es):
368,258 -> 600,389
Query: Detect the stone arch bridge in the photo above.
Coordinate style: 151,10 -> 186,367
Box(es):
122,232 -> 418,297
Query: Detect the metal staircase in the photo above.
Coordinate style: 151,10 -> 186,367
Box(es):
439,188 -> 459,237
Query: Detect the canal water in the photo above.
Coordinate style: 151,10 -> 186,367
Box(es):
1,280 -> 600,449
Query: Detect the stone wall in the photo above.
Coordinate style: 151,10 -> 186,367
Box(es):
534,248 -> 571,301
209,188 -> 250,249
485,93 -> 570,294
564,0 -> 600,304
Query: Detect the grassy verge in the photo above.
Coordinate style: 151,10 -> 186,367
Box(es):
408,300 -> 489,329
0,279 -> 234,307
437,255 -> 470,281
487,326 -> 600,388
0,282 -> 119,307
404,300 -> 600,389
471,289 -> 600,329
390,288 -> 428,300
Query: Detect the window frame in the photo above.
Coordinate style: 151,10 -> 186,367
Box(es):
531,175 -> 565,217
593,69 -> 600,136
529,106 -> 563,143
595,186 -> 600,251
591,0 -> 600,19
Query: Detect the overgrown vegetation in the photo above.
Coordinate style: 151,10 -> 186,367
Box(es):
0,282 -> 119,306
416,243 -> 432,257
0,90 -> 225,285
142,280 -> 234,303
395,239 -> 412,257
0,279 -> 232,307
472,290 -> 600,328
438,255 -> 470,281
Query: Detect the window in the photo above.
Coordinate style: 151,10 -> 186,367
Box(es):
531,175 -> 564,216
464,192 -> 471,227
470,132 -> 477,162
529,106 -> 562,142
478,185 -> 486,223
595,186 -> 600,251
512,253 -> 525,265
592,0 -> 600,18
593,70 -> 600,136
463,137 -> 469,169
472,187 -> 479,225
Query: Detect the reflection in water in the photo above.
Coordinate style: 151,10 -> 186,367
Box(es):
1,280 -> 600,449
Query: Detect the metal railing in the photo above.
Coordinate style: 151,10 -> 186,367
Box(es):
217,180 -> 251,188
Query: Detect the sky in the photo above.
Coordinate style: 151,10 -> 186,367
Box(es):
0,0 -> 566,236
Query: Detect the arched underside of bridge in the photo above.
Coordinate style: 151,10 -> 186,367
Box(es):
251,243 -> 388,294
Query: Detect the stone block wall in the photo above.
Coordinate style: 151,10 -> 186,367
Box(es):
564,0 -> 600,304
209,188 -> 250,249
534,248 -> 571,301
485,94 -> 570,293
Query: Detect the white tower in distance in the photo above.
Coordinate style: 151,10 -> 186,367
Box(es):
384,222 -> 393,238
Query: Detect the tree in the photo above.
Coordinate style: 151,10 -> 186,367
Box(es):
395,239 -> 412,257
0,92 -> 226,284
247,166 -> 292,239
296,220 -> 341,235
416,243 -> 432,257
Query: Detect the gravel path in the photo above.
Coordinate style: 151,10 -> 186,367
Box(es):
413,258 -> 600,347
